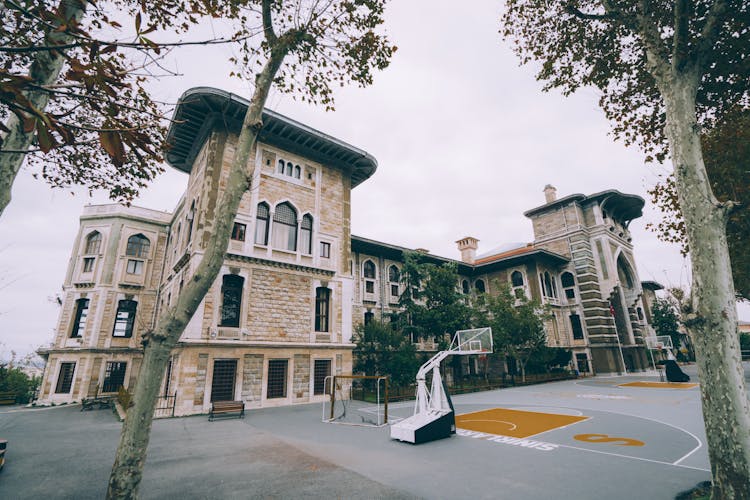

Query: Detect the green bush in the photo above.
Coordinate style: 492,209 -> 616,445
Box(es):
0,365 -> 41,404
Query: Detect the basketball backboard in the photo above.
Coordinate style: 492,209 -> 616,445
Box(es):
451,327 -> 493,354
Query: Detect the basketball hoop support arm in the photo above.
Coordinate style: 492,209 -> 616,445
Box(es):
414,350 -> 453,414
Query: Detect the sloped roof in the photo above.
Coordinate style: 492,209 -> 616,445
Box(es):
165,87 -> 377,188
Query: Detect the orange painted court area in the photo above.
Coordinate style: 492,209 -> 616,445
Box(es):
619,381 -> 698,389
455,408 -> 589,438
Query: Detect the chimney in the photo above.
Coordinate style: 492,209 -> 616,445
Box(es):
544,184 -> 557,203
455,236 -> 479,264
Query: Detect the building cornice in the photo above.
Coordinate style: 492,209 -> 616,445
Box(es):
165,87 -> 377,188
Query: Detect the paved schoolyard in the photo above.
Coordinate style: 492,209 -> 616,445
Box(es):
2,364 -> 744,499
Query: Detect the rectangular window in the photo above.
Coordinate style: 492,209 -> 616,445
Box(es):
231,222 -> 246,241
390,284 -> 399,297
267,359 -> 288,399
82,257 -> 95,273
70,298 -> 89,338
570,313 -> 585,340
365,280 -> 375,294
112,300 -> 137,338
313,359 -> 331,396
364,312 -> 374,325
315,287 -> 330,332
126,259 -> 144,275
55,362 -> 76,393
320,242 -> 330,258
102,361 -> 127,393
210,359 -> 237,402
576,353 -> 589,373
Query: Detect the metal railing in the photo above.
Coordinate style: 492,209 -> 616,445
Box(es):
154,393 -> 176,418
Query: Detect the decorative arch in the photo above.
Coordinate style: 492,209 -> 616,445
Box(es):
84,231 -> 102,255
126,234 -> 150,258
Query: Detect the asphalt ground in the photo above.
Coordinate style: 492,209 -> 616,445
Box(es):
2,363 -> 747,499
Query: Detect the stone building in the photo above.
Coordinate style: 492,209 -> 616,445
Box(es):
37,87 -> 656,414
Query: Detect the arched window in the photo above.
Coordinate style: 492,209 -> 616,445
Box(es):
294,165 -> 301,179
315,287 -> 330,332
363,261 -> 376,279
85,231 -> 101,254
272,202 -> 297,251
220,274 -> 244,328
511,271 -> 524,288
112,300 -> 137,338
255,202 -> 270,245
561,272 -> 576,300
462,280 -> 470,294
363,260 -> 376,294
539,271 -> 558,300
300,214 -> 313,254
475,279 -> 486,294
284,162 -> 293,177
389,265 -> 400,283
126,234 -> 150,258
277,159 -> 285,174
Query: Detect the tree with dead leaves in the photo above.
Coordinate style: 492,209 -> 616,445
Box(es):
503,1 -> 750,496
0,0 -> 253,216
106,1 -> 394,498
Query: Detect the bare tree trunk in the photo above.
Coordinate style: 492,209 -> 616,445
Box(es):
106,50 -> 287,500
0,0 -> 87,217
663,76 -> 750,499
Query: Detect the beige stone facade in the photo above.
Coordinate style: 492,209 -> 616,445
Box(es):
38,88 -> 658,415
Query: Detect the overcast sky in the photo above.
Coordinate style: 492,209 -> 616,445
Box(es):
1,0 -> 747,358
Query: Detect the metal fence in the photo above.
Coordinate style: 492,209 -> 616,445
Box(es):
154,393 -> 176,419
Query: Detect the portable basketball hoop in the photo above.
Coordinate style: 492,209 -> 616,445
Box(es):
390,328 -> 492,444
646,335 -> 675,371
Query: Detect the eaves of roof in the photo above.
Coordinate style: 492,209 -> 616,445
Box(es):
165,87 -> 377,188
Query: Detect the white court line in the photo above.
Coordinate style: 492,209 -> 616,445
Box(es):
555,442 -> 710,473
454,401 -> 704,467
0,404 -> 78,414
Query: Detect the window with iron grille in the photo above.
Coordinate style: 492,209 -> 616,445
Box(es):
210,359 -> 237,402
112,300 -> 137,337
570,313 -> 585,340
220,274 -> 244,327
231,222 -> 246,241
315,287 -> 330,332
126,234 -> 150,258
267,359 -> 288,399
272,202 -> 297,251
102,361 -> 127,393
85,231 -> 101,254
313,359 -> 331,395
55,362 -> 76,393
300,214 -> 313,254
255,202 -> 270,245
70,298 -> 89,338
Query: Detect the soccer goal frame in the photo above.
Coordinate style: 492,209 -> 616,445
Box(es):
321,375 -> 389,427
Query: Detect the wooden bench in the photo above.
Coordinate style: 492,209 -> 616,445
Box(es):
209,400 -> 245,421
81,396 -> 114,411
0,392 -> 16,405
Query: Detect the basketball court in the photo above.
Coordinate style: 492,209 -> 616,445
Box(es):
232,365 -> 717,499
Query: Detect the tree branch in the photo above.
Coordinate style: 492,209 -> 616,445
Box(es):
564,2 -> 616,21
672,0 -> 690,70
693,0 -> 728,72
262,0 -> 278,47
